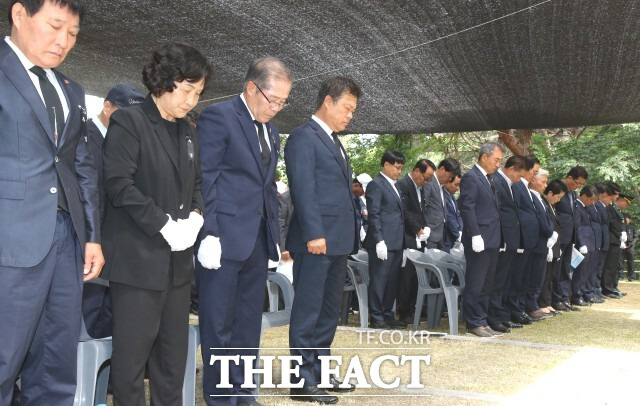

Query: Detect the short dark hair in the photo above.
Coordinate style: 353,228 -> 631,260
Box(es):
8,0 -> 86,25
243,56 -> 292,91
352,178 -> 362,186
477,142 -> 503,161
595,183 -> 612,195
545,179 -> 566,195
524,155 -> 540,171
315,76 -> 361,111
567,166 -> 589,180
607,182 -> 621,195
504,155 -> 526,171
381,150 -> 405,167
438,158 -> 460,174
580,185 -> 598,198
413,159 -> 436,173
142,43 -> 212,97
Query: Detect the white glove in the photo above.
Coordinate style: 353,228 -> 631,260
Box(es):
458,231 -> 462,242
276,243 -> 281,262
547,247 -> 553,262
546,237 -> 555,248
360,226 -> 366,242
419,227 -> 431,241
159,215 -> 191,251
176,211 -> 204,249
579,245 -> 588,255
499,243 -> 506,253
376,241 -> 388,260
548,231 -> 558,246
471,235 -> 484,253
198,235 -> 222,269
559,249 -> 563,257
621,241 -> 626,248
516,249 -> 524,254
621,232 -> 628,243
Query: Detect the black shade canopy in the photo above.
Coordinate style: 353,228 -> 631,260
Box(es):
3,0 -> 640,133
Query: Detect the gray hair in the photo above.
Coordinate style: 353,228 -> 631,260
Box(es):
536,168 -> 549,179
477,142 -> 504,161
243,57 -> 292,91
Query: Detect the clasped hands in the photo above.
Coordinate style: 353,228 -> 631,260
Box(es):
159,212 -> 203,252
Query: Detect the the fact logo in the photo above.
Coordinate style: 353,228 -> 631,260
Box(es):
209,330 -> 434,392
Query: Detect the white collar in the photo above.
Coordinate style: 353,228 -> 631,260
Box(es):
5,36 -> 37,72
521,178 -> 530,187
497,168 -> 512,186
311,114 -> 333,138
577,199 -> 586,207
530,189 -> 542,199
380,171 -> 397,185
93,117 -> 108,137
474,163 -> 488,177
240,93 -> 257,122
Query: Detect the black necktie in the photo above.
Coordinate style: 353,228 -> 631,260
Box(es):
331,132 -> 347,168
30,66 -> 65,145
487,174 -> 496,193
253,120 -> 270,173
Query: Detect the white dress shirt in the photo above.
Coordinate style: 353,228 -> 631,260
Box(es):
380,172 -> 401,198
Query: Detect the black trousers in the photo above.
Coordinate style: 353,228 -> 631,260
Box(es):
487,249 -> 517,325
462,247 -> 499,329
602,244 -> 622,294
552,243 -> 573,303
368,248 -> 403,324
539,257 -> 560,308
622,247 -> 636,279
110,275 -> 191,406
396,261 -> 418,319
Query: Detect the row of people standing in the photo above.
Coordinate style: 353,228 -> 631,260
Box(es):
459,143 -> 632,338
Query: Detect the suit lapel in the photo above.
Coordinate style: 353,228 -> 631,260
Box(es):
0,44 -> 55,145
234,96 -> 265,179
142,97 -> 179,171
263,123 -> 278,186
309,120 -> 349,182
379,174 -> 402,209
474,166 -> 498,208
55,70 -> 78,149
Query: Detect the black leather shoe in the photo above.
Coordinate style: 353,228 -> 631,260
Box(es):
489,323 -> 510,333
371,321 -> 390,329
503,321 -> 523,328
604,292 -> 621,299
571,298 -> 590,307
386,319 -> 407,328
327,376 -> 355,392
552,302 -> 569,311
511,314 -> 532,325
597,293 -> 609,300
563,301 -> 580,311
291,387 -> 339,404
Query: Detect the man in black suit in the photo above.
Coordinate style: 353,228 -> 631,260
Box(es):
82,84 -> 143,340
594,184 -> 613,298
364,151 -> 407,330
442,173 -> 463,252
552,166 -> 589,311
423,158 -> 460,249
571,185 -> 599,306
584,185 -> 607,303
487,155 -> 527,333
506,156 -> 541,323
352,177 -> 368,242
458,142 -> 503,337
395,159 -> 435,323
0,2 -> 104,403
623,212 -> 636,281
285,76 -> 361,404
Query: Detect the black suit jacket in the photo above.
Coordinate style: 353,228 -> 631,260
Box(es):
532,192 -> 554,254
86,119 -> 106,221
101,96 -> 203,290
543,197 -> 562,258
575,201 -> 596,252
491,171 -> 521,249
512,181 -> 539,249
396,174 -> 425,250
278,190 -> 294,250
0,40 -> 99,267
587,203 -> 604,250
458,165 -> 501,249
363,174 -> 405,251
608,203 -> 625,246
555,187 -> 577,245
596,200 -> 610,248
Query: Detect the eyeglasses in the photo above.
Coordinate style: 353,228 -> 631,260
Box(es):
253,81 -> 289,110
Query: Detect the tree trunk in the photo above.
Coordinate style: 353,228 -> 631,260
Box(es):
498,129 -> 533,156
